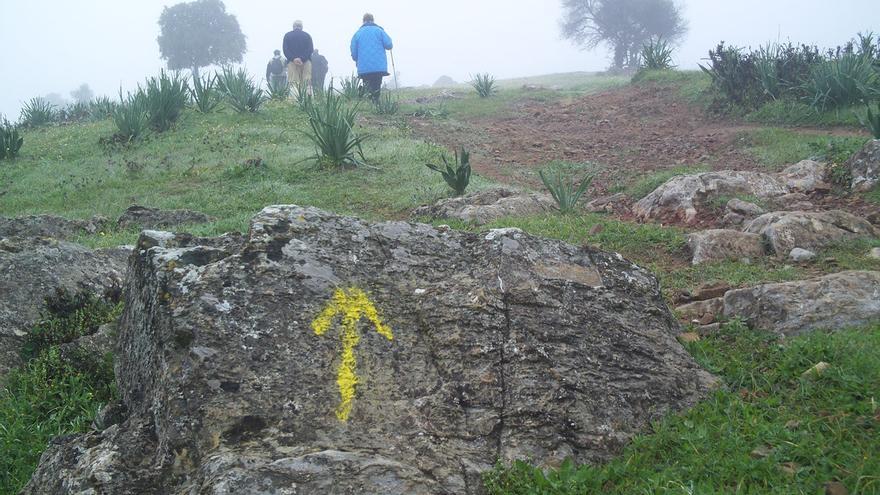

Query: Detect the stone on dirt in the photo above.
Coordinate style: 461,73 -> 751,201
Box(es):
116,204 -> 212,230
686,229 -> 766,265
412,188 -> 555,225
788,248 -> 817,262
0,214 -> 108,240
744,210 -> 878,256
0,238 -> 127,377
24,206 -> 716,495
723,271 -> 880,335
726,198 -> 765,217
846,139 -> 879,192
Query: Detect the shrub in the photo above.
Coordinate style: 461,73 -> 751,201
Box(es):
88,96 -> 116,120
863,101 -> 880,139
0,118 -> 24,160
143,70 -> 190,131
802,53 -> 879,109
267,77 -> 292,101
301,89 -> 369,168
22,288 -> 122,359
217,66 -> 265,113
111,90 -> 149,143
337,75 -> 363,100
191,73 -> 222,113
58,101 -> 92,123
19,97 -> 58,127
426,147 -> 471,196
470,73 -> 497,98
539,167 -> 594,214
640,38 -> 675,71
373,91 -> 400,115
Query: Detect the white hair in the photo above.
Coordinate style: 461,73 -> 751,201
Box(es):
293,20 -> 303,29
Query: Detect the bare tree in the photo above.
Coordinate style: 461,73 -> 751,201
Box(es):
560,0 -> 687,70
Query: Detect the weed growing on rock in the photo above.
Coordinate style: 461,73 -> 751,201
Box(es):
426,147 -> 471,196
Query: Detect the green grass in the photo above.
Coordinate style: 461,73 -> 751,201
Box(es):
631,69 -> 712,105
745,100 -> 864,127
739,129 -> 868,170
485,320 -> 880,494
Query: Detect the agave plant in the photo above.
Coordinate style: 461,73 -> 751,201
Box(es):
426,148 -> 471,196
373,91 -> 400,115
19,97 -> 58,127
59,101 -> 92,123
864,102 -> 880,139
111,90 -> 149,143
337,75 -> 363,100
0,118 -> 24,160
803,53 -> 879,109
191,73 -> 222,113
539,168 -> 595,214
143,70 -> 189,131
301,88 -> 369,168
217,66 -> 265,113
267,77 -> 292,101
292,80 -> 313,109
640,38 -> 675,70
470,73 -> 497,98
89,96 -> 116,120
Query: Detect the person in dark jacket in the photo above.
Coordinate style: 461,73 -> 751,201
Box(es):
283,20 -> 314,96
266,50 -> 288,89
350,13 -> 393,102
311,50 -> 329,93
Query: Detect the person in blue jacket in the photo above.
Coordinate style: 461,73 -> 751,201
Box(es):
350,13 -> 393,102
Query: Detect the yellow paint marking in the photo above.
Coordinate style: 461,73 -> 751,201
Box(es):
311,288 -> 393,421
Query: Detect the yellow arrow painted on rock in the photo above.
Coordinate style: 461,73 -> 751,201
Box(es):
311,287 -> 393,422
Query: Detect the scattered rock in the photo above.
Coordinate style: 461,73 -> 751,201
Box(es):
588,224 -> 605,235
867,211 -> 880,226
686,229 -> 766,265
412,188 -> 555,225
692,281 -> 731,301
697,323 -> 721,335
723,271 -> 880,335
24,206 -> 717,494
802,362 -> 831,378
846,139 -> 879,192
0,214 -> 108,240
722,211 -> 746,227
824,481 -> 849,495
0,238 -> 127,377
750,445 -> 773,459
869,247 -> 880,260
116,205 -> 212,231
678,332 -> 701,343
744,210 -> 878,256
584,193 -> 628,213
726,198 -> 765,217
779,462 -> 800,476
780,160 -> 829,192
788,248 -> 816,262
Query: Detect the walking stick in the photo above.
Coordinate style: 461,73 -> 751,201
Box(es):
390,49 -> 400,90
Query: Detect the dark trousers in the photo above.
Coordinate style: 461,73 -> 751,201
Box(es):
360,73 -> 384,102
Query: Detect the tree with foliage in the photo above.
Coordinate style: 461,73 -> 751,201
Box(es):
157,0 -> 246,79
560,0 -> 687,70
70,84 -> 94,104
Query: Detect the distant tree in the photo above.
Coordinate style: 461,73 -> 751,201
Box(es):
42,93 -> 68,108
70,83 -> 94,104
157,0 -> 246,79
560,0 -> 687,70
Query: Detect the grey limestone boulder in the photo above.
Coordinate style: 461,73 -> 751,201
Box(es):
116,204 -> 212,230
846,139 -> 880,192
723,271 -> 880,336
744,210 -> 878,256
686,229 -> 766,265
24,206 -> 716,495
412,188 -> 555,225
0,214 -> 109,240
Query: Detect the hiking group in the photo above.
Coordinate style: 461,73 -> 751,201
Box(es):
267,13 -> 394,102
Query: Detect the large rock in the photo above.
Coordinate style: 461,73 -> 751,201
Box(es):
846,139 -> 880,192
412,188 -> 555,225
25,206 -> 716,494
743,210 -> 878,256
633,163 -> 829,224
117,204 -> 212,230
0,214 -> 108,240
723,271 -> 880,335
686,229 -> 766,265
0,238 -> 127,376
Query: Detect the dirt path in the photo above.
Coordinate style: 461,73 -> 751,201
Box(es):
407,83 -> 867,195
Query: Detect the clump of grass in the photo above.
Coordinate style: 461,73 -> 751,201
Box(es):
426,147 -> 471,196
301,88 -> 369,168
267,77 -> 292,101
373,91 -> 400,115
19,97 -> 58,128
292,80 -> 313,109
862,102 -> 880,139
470,73 -> 497,98
217,66 -> 266,113
803,53 -> 879,110
539,167 -> 594,214
143,70 -> 190,131
88,96 -> 116,120
337,75 -> 362,100
0,118 -> 24,160
58,101 -> 92,123
640,38 -> 675,71
111,89 -> 149,143
191,73 -> 222,113
484,321 -> 880,494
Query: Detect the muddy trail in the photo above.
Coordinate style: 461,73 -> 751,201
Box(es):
407,83 -> 866,196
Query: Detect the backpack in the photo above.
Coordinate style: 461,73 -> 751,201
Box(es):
268,58 -> 285,75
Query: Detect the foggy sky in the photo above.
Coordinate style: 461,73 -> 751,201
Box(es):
1,0 -> 878,120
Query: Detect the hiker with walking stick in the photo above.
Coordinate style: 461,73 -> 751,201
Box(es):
350,13 -> 393,103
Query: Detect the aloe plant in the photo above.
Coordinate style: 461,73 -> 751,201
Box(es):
191,74 -> 222,113
19,97 -> 57,127
143,70 -> 190,131
217,66 -> 265,113
470,73 -> 497,98
864,102 -> 880,139
640,38 -> 675,70
539,168 -> 594,214
426,148 -> 471,196
301,87 -> 369,168
0,119 -> 24,160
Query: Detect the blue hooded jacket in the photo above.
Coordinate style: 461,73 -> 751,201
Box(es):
350,23 -> 393,76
